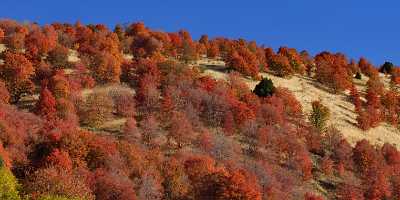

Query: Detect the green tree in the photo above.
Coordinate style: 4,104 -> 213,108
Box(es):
355,71 -> 362,79
309,101 -> 330,132
379,61 -> 394,74
253,78 -> 275,97
0,166 -> 21,200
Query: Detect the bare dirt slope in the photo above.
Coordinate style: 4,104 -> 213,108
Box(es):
202,61 -> 400,146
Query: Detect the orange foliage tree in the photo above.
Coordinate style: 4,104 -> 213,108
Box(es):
0,51 -> 35,102
314,52 -> 351,93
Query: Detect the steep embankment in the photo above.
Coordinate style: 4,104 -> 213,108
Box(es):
201,60 -> 400,146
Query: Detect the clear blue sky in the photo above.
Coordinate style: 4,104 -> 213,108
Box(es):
1,0 -> 399,65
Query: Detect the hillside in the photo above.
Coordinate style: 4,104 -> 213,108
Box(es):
200,61 -> 400,146
1,20 -> 400,200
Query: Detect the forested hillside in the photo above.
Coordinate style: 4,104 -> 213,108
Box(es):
0,19 -> 400,200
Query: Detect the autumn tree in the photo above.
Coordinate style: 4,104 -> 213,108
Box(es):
352,139 -> 380,176
4,26 -> 27,51
0,81 -> 10,104
48,71 -> 71,99
168,111 -> 195,148
123,117 -> 141,142
93,169 -> 137,200
161,158 -> 191,200
207,42 -> 220,58
278,46 -> 305,74
0,28 -> 4,42
138,170 -> 164,200
359,57 -> 378,77
381,90 -> 399,125
268,54 -> 293,77
80,92 -> 114,128
89,52 -> 122,84
108,88 -> 136,117
25,25 -> 57,58
225,44 -> 260,78
314,52 -> 351,93
35,86 -> 57,121
335,184 -> 364,200
0,51 -> 35,102
47,44 -> 70,69
364,170 -> 392,200
304,193 -> 323,200
350,85 -> 362,112
193,168 -> 262,200
26,167 -> 94,200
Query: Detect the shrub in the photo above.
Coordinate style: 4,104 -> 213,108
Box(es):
253,78 -> 275,97
309,101 -> 330,132
80,92 -> 114,127
0,167 -> 21,200
379,61 -> 394,74
355,71 -> 362,79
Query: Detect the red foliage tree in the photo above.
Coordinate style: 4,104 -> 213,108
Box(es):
45,148 -> 73,171
304,193 -> 324,200
47,44 -> 70,69
336,184 -> 365,200
269,54 -> 293,77
48,71 -> 71,99
223,112 -> 235,136
161,158 -> 190,199
352,139 -> 380,176
314,52 -> 352,93
0,51 -> 35,102
4,26 -> 27,51
194,168 -> 262,200
0,141 -> 11,168
168,111 -> 195,148
350,85 -> 362,112
207,42 -> 220,58
89,52 -> 122,83
225,43 -> 260,79
274,87 -> 302,118
381,90 -> 399,125
123,117 -> 141,142
25,25 -> 57,58
278,46 -> 305,74
136,74 -> 160,114
93,169 -> 137,200
381,143 -> 400,166
35,86 -> 57,121
320,156 -> 334,176
0,80 -> 10,104
109,88 -> 136,117
0,28 -> 4,42
359,57 -> 378,77
364,170 -> 392,200
26,166 -> 94,199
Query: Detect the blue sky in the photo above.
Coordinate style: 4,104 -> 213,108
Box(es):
1,0 -> 399,65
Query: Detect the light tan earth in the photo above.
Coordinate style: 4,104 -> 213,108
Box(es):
202,61 -> 400,147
